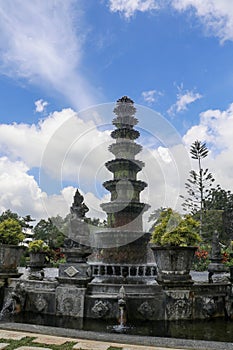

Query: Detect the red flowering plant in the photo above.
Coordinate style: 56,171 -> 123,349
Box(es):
192,244 -> 210,271
222,243 -> 233,267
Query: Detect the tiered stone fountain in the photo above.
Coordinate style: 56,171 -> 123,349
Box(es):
1,96 -> 233,328
85,97 -> 161,321
91,96 -> 155,279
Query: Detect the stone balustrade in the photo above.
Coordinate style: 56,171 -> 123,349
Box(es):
90,263 -> 156,278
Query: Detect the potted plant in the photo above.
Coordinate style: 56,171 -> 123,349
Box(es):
150,208 -> 201,286
0,218 -> 25,275
28,240 -> 50,267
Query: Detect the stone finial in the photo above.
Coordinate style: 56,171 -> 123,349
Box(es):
70,189 -> 89,218
113,96 -> 136,117
116,96 -> 134,104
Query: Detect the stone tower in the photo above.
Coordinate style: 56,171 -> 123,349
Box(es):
101,96 -> 149,231
95,96 -> 150,270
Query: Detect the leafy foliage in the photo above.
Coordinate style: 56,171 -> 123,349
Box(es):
180,140 -> 215,238
0,218 -> 25,245
204,185 -> 233,211
148,207 -> 166,232
28,239 -> 50,253
34,216 -> 65,249
182,140 -> 215,212
150,208 -> 201,246
0,209 -> 35,228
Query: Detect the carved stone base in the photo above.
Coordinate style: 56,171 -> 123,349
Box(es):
208,262 -> 228,283
56,286 -> 86,318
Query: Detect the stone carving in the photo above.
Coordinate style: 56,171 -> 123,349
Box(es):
86,265 -> 92,277
91,300 -> 110,318
63,188 -> 90,250
208,230 -> 228,282
56,286 -> 84,317
62,297 -> 74,313
64,266 -> 80,277
211,230 -> 222,261
166,299 -> 192,320
202,297 -> 217,317
34,295 -> 47,312
70,189 -> 89,218
138,301 -> 154,319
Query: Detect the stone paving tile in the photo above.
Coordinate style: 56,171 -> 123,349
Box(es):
0,330 -> 29,340
122,345 -> 185,350
32,334 -> 78,345
0,344 -> 9,350
16,347 -> 51,350
73,340 -> 113,350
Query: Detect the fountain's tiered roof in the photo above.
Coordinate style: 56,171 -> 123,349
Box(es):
101,96 -> 149,230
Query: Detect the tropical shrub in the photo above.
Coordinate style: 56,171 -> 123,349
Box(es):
150,208 -> 201,246
28,239 -> 50,253
0,218 -> 25,245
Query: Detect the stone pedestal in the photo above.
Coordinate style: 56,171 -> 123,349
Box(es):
0,245 -> 25,275
58,261 -> 92,286
208,230 -> 228,283
28,252 -> 47,280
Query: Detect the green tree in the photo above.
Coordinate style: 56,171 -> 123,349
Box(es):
204,185 -> 233,211
204,186 -> 233,243
22,214 -> 35,229
0,209 -> 21,224
34,216 -> 65,249
0,210 -> 35,229
181,140 -> 215,236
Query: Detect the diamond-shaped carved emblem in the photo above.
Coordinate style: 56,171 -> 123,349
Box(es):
64,266 -> 80,277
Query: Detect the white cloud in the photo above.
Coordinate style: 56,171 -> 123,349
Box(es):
35,99 -> 48,113
0,109 -> 72,167
168,87 -> 202,115
0,107 -> 112,220
141,89 -> 163,104
0,1 -> 99,110
171,0 -> 233,42
183,103 -> 233,191
108,0 -> 233,42
0,108 -> 111,177
0,156 -> 109,223
109,0 -> 160,18
0,156 -> 46,220
139,142 -> 191,229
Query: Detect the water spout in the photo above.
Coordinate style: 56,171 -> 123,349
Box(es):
111,285 -> 131,333
118,286 -> 127,327
0,282 -> 26,320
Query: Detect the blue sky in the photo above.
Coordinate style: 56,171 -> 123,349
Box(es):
1,0 -> 233,225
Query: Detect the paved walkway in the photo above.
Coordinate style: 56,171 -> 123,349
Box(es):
0,329 -> 188,350
1,323 -> 233,350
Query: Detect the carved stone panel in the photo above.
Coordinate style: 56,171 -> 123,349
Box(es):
56,286 -> 86,318
64,266 -> 80,277
137,301 -> 155,319
91,300 -> 111,318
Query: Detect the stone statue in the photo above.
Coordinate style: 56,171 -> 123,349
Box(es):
70,189 -> 89,218
208,230 -> 228,283
64,189 -> 90,249
210,230 -> 222,262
